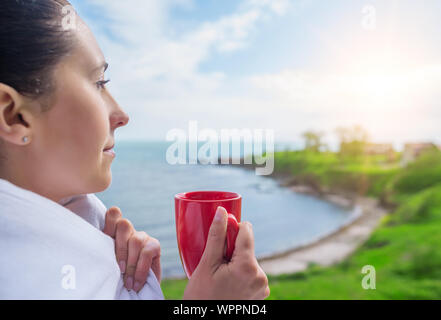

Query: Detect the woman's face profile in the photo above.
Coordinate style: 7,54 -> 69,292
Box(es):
0,17 -> 129,202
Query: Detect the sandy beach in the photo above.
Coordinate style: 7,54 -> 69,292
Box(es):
258,185 -> 388,275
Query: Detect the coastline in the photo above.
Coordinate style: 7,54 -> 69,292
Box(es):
165,165 -> 389,279
256,174 -> 388,275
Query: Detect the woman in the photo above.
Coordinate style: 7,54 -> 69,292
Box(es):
0,0 -> 269,299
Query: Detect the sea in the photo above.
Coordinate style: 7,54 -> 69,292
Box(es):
96,141 -> 356,278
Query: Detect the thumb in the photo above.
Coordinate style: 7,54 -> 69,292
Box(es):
199,206 -> 228,273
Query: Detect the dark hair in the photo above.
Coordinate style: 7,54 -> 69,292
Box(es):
0,0 -> 76,112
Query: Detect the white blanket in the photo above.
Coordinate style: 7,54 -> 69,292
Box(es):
0,178 -> 164,300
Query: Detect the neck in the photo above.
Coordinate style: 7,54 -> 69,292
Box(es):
0,169 -> 67,204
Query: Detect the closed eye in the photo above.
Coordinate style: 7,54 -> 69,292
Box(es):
96,79 -> 110,90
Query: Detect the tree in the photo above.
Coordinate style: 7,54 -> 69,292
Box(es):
335,125 -> 369,158
302,130 -> 326,152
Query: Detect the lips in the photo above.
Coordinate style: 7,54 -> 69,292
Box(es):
103,142 -> 116,158
103,143 -> 114,152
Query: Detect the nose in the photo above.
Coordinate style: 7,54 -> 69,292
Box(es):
110,108 -> 129,130
107,92 -> 130,130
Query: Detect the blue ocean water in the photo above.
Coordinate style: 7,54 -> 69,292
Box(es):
97,141 -> 354,278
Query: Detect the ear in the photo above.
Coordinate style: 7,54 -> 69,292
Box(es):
0,83 -> 35,146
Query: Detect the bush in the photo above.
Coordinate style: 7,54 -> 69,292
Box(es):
393,245 -> 441,280
388,184 -> 441,225
393,150 -> 441,194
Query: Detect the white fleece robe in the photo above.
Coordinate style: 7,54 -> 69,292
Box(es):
0,178 -> 164,300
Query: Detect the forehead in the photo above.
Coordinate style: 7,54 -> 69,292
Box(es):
66,18 -> 106,74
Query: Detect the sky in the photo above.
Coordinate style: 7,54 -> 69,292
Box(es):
69,0 -> 441,149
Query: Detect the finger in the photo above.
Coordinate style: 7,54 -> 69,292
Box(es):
115,218 -> 134,274
264,286 -> 271,299
133,239 -> 160,292
147,238 -> 161,283
232,221 -> 255,260
258,283 -> 271,300
199,206 -> 228,273
133,248 -> 152,292
103,206 -> 122,237
125,231 -> 148,290
152,256 -> 161,284
251,268 -> 269,299
253,285 -> 270,300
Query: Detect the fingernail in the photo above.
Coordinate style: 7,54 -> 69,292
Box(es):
126,276 -> 133,290
119,261 -> 126,274
215,206 -> 225,221
133,281 -> 142,292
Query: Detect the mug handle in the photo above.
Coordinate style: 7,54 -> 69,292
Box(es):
225,213 -> 239,261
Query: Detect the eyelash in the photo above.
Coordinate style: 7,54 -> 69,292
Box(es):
96,79 -> 110,90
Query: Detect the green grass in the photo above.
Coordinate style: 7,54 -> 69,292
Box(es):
265,191 -> 441,299
161,278 -> 188,300
161,149 -> 441,299
272,150 -> 401,198
393,151 -> 441,194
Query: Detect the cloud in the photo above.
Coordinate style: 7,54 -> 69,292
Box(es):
75,0 -> 293,140
75,0 -> 441,146
86,0 -> 175,45
244,0 -> 291,15
249,64 -> 441,111
105,0 -> 289,81
248,63 -> 441,143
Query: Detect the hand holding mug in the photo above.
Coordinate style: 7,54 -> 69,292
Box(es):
183,207 -> 270,300
174,191 -> 242,277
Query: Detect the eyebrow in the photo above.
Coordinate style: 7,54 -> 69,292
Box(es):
91,61 -> 109,75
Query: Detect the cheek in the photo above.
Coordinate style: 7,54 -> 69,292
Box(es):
42,88 -> 109,171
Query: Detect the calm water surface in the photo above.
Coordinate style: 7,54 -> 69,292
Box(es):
97,141 -> 355,278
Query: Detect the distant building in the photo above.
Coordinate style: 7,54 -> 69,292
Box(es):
401,143 -> 438,167
364,143 -> 396,162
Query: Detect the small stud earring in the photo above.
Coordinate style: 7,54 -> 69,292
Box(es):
22,136 -> 28,143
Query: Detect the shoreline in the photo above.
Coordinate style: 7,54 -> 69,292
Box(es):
256,175 -> 388,275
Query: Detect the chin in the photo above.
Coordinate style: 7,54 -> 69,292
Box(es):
100,171 -> 113,191
90,170 -> 112,194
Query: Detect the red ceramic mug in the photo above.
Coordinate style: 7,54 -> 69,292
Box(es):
174,191 -> 242,278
